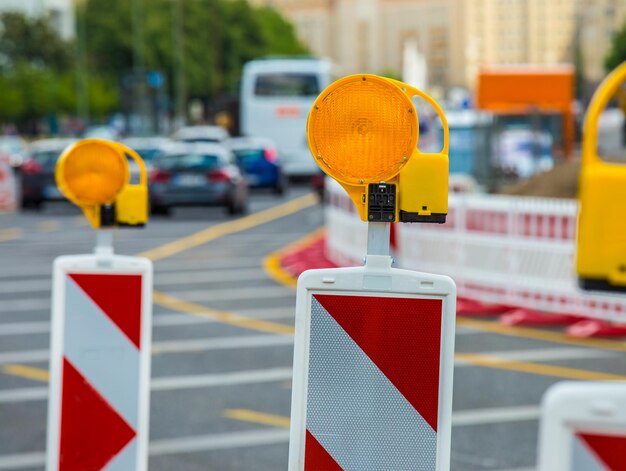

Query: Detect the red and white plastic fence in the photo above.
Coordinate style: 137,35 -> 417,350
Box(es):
325,179 -> 626,330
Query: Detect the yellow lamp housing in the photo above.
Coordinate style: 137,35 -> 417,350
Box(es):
577,61 -> 626,292
55,139 -> 149,229
307,74 -> 449,223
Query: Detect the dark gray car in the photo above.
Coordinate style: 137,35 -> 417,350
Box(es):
149,142 -> 249,216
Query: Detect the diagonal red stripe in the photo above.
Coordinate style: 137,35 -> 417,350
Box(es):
315,294 -> 442,431
305,429 -> 343,470
69,273 -> 142,349
578,431 -> 626,470
59,358 -> 136,470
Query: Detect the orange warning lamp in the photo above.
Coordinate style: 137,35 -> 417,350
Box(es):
58,140 -> 128,206
307,74 -> 449,223
308,74 -> 418,185
56,139 -> 148,229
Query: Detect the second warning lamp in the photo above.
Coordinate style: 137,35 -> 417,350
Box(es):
307,74 -> 449,223
55,139 -> 148,229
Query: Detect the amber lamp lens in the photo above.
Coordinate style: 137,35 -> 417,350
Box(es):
307,75 -> 417,184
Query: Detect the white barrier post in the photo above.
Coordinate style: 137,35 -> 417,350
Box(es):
46,232 -> 153,470
290,75 -> 456,470
46,140 -> 152,471
289,221 -> 456,470
537,382 -> 626,470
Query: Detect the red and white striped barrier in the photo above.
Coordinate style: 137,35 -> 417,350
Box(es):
46,254 -> 152,470
325,178 -> 626,333
289,262 -> 456,470
538,382 -> 626,470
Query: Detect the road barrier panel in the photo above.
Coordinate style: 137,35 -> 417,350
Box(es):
289,257 -> 456,470
325,178 -> 626,331
46,251 -> 152,471
538,382 -> 626,470
46,139 -> 152,471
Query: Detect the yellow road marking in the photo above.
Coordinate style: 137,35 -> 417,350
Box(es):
457,317 -> 626,353
138,193 -> 318,262
0,227 -> 22,242
263,227 -> 326,289
37,220 -> 60,233
224,409 -> 290,429
153,291 -> 295,336
456,353 -> 626,381
4,348 -> 624,384
2,364 -> 49,382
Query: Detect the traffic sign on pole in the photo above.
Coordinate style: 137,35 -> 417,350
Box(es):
46,139 -> 152,471
537,382 -> 626,471
289,74 -> 455,470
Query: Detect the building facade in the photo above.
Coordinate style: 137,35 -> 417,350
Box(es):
252,0 -> 626,90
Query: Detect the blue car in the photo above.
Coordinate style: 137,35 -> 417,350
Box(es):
228,137 -> 287,195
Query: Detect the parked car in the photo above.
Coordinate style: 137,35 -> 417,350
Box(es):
149,142 -> 248,215
84,125 -> 120,141
172,125 -> 230,143
0,135 -> 28,168
122,136 -> 171,183
227,137 -> 287,195
20,138 -> 75,209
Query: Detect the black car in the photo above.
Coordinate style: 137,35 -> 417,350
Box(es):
20,139 -> 75,209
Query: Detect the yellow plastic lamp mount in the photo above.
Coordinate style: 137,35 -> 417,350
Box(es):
308,75 -> 417,221
56,139 -> 148,229
577,61 -> 626,291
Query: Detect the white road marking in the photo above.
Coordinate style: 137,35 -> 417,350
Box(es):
155,268 -> 270,286
0,299 -> 49,313
452,405 -> 540,426
163,286 -> 293,303
0,337 -> 615,370
149,429 -> 290,456
0,321 -> 49,336
0,386 -> 47,404
0,279 -> 49,294
0,451 -> 46,470
0,280 -> 293,314
0,268 -> 271,294
0,307 -> 295,335
152,335 -> 294,354
151,367 -> 293,391
0,332 -> 295,365
0,349 -> 48,365
0,367 -> 293,403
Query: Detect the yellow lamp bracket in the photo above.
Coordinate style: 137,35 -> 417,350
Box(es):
55,139 -> 149,229
307,74 -> 449,223
577,61 -> 626,292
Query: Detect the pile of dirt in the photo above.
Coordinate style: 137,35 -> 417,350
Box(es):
497,159 -> 579,199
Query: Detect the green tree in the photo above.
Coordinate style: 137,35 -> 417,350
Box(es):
605,19 -> 626,72
82,0 -> 307,107
0,12 -> 71,72
0,13 -> 76,129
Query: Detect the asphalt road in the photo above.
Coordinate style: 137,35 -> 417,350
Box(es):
0,187 -> 625,471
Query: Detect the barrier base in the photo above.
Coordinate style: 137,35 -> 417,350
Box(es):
500,309 -> 582,326
566,319 -> 626,338
456,298 -> 511,317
